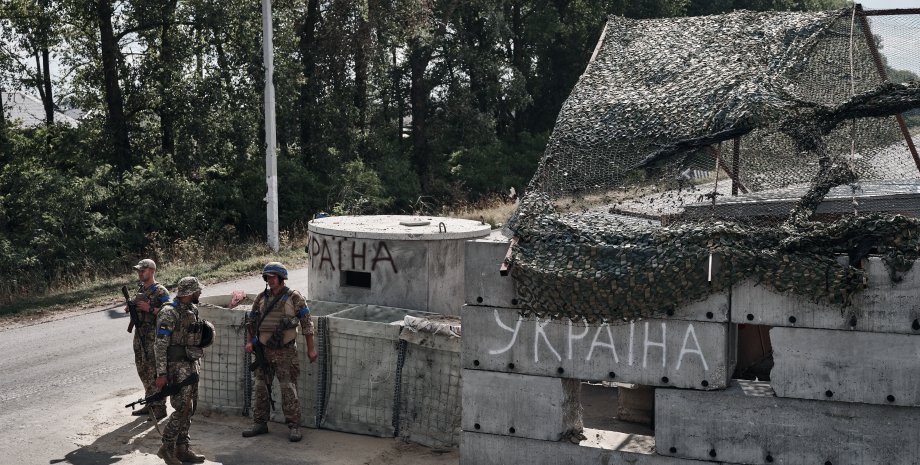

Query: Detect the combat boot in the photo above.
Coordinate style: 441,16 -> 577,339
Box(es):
156,443 -> 183,465
175,444 -> 206,463
151,405 -> 168,420
131,405 -> 150,416
288,426 -> 302,442
241,422 -> 269,437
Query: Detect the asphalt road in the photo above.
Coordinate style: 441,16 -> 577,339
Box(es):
0,269 -> 295,464
0,267 -> 456,465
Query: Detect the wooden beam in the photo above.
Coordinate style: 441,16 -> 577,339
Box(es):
499,236 -> 519,276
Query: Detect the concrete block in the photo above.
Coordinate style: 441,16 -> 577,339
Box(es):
308,236 -> 430,311
464,232 -> 521,309
462,370 -> 582,441
463,233 -> 729,322
656,380 -> 920,465
732,257 -> 920,334
427,239 -> 465,315
460,431 -> 711,465
463,306 -> 733,389
771,326 -> 920,407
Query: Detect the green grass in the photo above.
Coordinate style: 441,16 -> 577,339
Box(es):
0,236 -> 309,318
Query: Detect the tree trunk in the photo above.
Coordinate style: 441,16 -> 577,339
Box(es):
96,0 -> 132,169
393,47 -> 402,145
159,0 -> 179,156
408,41 -> 433,192
0,87 -> 7,152
298,0 -> 321,162
353,2 -> 370,131
34,49 -> 54,125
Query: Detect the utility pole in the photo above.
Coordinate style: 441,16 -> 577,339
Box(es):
262,0 -> 279,251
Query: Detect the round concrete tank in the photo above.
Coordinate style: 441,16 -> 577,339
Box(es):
307,215 -> 492,315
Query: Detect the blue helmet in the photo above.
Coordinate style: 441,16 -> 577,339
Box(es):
262,262 -> 288,280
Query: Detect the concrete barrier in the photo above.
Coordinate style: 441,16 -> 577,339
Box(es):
655,379 -> 920,464
308,216 -> 491,316
771,326 -> 920,407
731,257 -> 920,334
462,306 -> 734,389
461,369 -> 582,441
460,431 -> 711,465
464,236 -> 730,322
465,232 -> 521,309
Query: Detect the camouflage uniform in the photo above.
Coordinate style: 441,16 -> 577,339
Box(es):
154,294 -> 204,452
134,282 -> 171,412
249,287 -> 314,427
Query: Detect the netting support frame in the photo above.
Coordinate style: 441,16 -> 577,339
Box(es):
856,4 -> 920,173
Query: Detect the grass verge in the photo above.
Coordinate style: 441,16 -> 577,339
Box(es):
0,235 -> 308,318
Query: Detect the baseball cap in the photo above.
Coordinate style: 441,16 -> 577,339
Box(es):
133,259 -> 157,271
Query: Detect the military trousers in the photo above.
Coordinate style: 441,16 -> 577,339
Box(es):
162,360 -> 199,446
252,345 -> 301,426
133,324 -> 165,408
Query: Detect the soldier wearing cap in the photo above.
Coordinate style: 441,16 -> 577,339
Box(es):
154,276 -> 209,465
242,262 -> 317,442
128,259 -> 171,420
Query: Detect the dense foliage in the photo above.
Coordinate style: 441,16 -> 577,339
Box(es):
1,0 -> 848,295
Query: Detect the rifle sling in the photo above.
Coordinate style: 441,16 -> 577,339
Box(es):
254,287 -> 290,333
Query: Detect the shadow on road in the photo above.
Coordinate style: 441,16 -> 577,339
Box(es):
107,308 -> 129,321
49,416 -> 159,465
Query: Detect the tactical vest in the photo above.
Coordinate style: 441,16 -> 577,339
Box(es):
135,282 -> 169,326
256,288 -> 301,348
165,302 -> 205,362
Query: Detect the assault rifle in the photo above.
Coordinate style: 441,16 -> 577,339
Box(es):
125,373 -> 200,409
122,285 -> 141,334
248,339 -> 276,411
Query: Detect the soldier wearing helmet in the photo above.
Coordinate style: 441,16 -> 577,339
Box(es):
153,276 -> 209,465
242,262 -> 317,442
128,259 -> 171,420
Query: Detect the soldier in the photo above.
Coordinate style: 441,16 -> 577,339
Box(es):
154,277 -> 209,465
242,262 -> 317,442
128,259 -> 170,420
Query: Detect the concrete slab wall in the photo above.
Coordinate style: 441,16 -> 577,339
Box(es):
461,369 -> 582,442
732,257 -> 920,334
655,380 -> 920,465
465,234 -> 521,309
460,431 -> 714,465
464,237 -> 729,322
771,326 -> 920,407
462,306 -> 733,389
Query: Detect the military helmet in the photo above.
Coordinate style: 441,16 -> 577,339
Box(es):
198,320 -> 215,348
176,276 -> 203,297
262,262 -> 288,280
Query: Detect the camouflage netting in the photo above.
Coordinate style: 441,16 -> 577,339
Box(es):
508,7 -> 920,322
